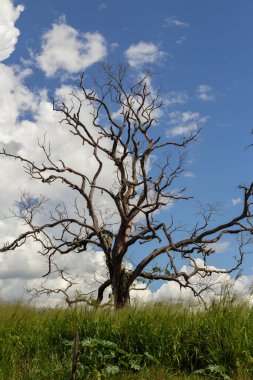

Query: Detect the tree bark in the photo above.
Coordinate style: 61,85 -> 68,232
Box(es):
111,259 -> 130,308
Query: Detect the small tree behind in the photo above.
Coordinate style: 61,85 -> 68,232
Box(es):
1,66 -> 253,308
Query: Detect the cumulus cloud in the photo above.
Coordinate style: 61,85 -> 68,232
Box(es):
0,241 -> 47,280
0,0 -> 24,61
151,274 -> 243,305
0,64 -> 34,128
0,63 -> 117,304
125,41 -> 167,68
0,244 -> 108,306
26,250 -> 109,307
35,21 -> 107,77
135,259 -> 253,306
166,110 -> 208,137
164,16 -> 189,28
197,84 -> 216,101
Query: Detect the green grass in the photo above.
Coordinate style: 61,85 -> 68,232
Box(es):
0,299 -> 253,379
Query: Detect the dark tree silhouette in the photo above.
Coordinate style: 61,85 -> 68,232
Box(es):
1,66 -> 253,308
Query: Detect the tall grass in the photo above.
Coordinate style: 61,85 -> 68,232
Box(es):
0,299 -> 253,379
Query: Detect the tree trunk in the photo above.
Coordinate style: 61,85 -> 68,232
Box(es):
114,282 -> 130,309
111,261 -> 130,309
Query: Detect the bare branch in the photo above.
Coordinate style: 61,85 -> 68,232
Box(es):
1,66 -> 252,308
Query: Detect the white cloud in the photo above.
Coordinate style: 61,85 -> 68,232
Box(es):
153,281 -> 194,303
207,241 -> 231,254
184,170 -> 196,178
130,256 -> 253,307
166,111 -> 208,137
197,84 -> 216,101
125,41 -> 167,68
31,250 -> 109,306
0,241 -> 47,280
0,0 -> 24,61
0,63 -> 35,128
35,21 -> 107,77
232,197 -> 242,206
0,62 -> 128,306
164,17 -> 189,28
147,259 -> 253,305
165,90 -> 188,106
0,245 -> 108,306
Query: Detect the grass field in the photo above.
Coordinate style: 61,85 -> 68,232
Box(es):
0,298 -> 253,379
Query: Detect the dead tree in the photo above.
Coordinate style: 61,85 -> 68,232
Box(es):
1,66 -> 253,308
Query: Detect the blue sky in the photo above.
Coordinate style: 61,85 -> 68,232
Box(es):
12,0 -> 252,194
0,0 -> 252,304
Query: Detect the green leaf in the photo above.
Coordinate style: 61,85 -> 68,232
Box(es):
152,266 -> 162,273
144,352 -> 159,364
104,365 -> 120,375
130,362 -> 141,371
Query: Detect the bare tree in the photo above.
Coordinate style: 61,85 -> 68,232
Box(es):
1,66 -> 253,308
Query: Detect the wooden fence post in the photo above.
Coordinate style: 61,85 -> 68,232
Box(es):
70,332 -> 80,380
